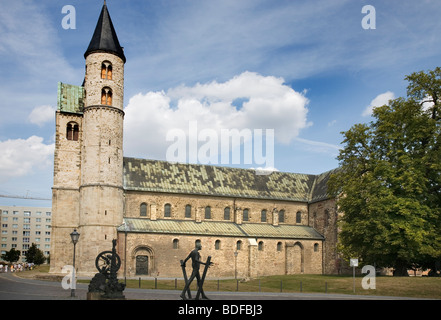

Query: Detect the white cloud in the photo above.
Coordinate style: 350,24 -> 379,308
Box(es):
28,105 -> 56,127
0,136 -> 54,182
362,91 -> 395,117
124,72 -> 310,161
294,137 -> 341,155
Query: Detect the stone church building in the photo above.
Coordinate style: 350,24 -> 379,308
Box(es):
49,3 -> 340,278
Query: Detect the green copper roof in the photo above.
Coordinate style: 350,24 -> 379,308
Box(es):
123,157 -> 335,202
118,218 -> 324,240
57,82 -> 84,114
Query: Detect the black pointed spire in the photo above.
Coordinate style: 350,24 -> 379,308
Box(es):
84,2 -> 126,63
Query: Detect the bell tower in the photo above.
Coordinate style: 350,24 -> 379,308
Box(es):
78,1 -> 126,275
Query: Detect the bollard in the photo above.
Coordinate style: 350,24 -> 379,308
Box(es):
280,280 -> 283,292
155,277 -> 157,289
175,278 -> 177,289
300,281 -> 302,292
139,277 -> 141,288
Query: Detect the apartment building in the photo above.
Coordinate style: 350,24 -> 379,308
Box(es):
0,206 -> 52,263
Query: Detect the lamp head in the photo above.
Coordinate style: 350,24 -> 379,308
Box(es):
70,229 -> 80,244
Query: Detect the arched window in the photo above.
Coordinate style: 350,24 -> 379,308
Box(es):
173,239 -> 179,249
314,243 -> 319,252
66,122 -> 79,141
140,203 -> 147,217
215,240 -> 221,250
185,204 -> 191,218
236,240 -> 242,251
243,209 -> 249,222
258,241 -> 264,251
224,207 -> 230,220
278,210 -> 285,223
261,210 -> 267,222
101,61 -> 112,80
101,87 -> 112,106
164,203 -> 171,217
277,242 -> 283,251
205,206 -> 211,219
296,211 -> 302,224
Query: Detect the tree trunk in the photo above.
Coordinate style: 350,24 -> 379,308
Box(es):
393,262 -> 409,276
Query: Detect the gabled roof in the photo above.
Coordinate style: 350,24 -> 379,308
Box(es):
123,157 -> 335,203
84,2 -> 126,63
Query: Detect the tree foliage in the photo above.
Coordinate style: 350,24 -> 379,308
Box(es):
25,243 -> 46,265
1,248 -> 21,263
329,67 -> 441,276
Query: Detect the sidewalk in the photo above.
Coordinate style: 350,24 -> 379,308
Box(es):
1,272 -> 429,301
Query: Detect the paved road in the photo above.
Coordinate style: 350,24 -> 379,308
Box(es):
0,272 -> 428,301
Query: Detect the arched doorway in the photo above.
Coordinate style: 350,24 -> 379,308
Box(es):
136,255 -> 148,275
285,241 -> 304,274
132,245 -> 154,276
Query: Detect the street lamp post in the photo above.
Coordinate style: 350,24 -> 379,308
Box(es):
70,229 -> 80,297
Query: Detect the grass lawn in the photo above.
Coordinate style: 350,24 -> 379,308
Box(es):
119,274 -> 441,299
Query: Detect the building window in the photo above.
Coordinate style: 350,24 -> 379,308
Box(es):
243,209 -> 249,221
173,239 -> 179,249
140,203 -> 147,217
164,204 -> 171,217
224,207 -> 230,220
101,61 -> 112,80
261,210 -> 267,222
296,211 -> 302,224
236,240 -> 242,251
185,205 -> 191,218
66,122 -> 79,141
314,243 -> 319,252
278,210 -> 285,223
101,87 -> 112,105
277,242 -> 283,251
324,209 -> 329,227
258,241 -> 264,251
215,240 -> 221,250
205,206 -> 211,219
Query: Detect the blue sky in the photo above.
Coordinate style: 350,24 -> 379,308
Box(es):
1,0 -> 441,207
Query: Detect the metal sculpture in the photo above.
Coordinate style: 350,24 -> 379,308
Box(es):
180,243 -> 213,300
88,239 -> 125,299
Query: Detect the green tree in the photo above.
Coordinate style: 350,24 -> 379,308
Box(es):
1,248 -> 21,264
25,243 -> 46,265
329,68 -> 441,276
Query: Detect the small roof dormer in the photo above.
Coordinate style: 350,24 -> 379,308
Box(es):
84,1 -> 126,63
